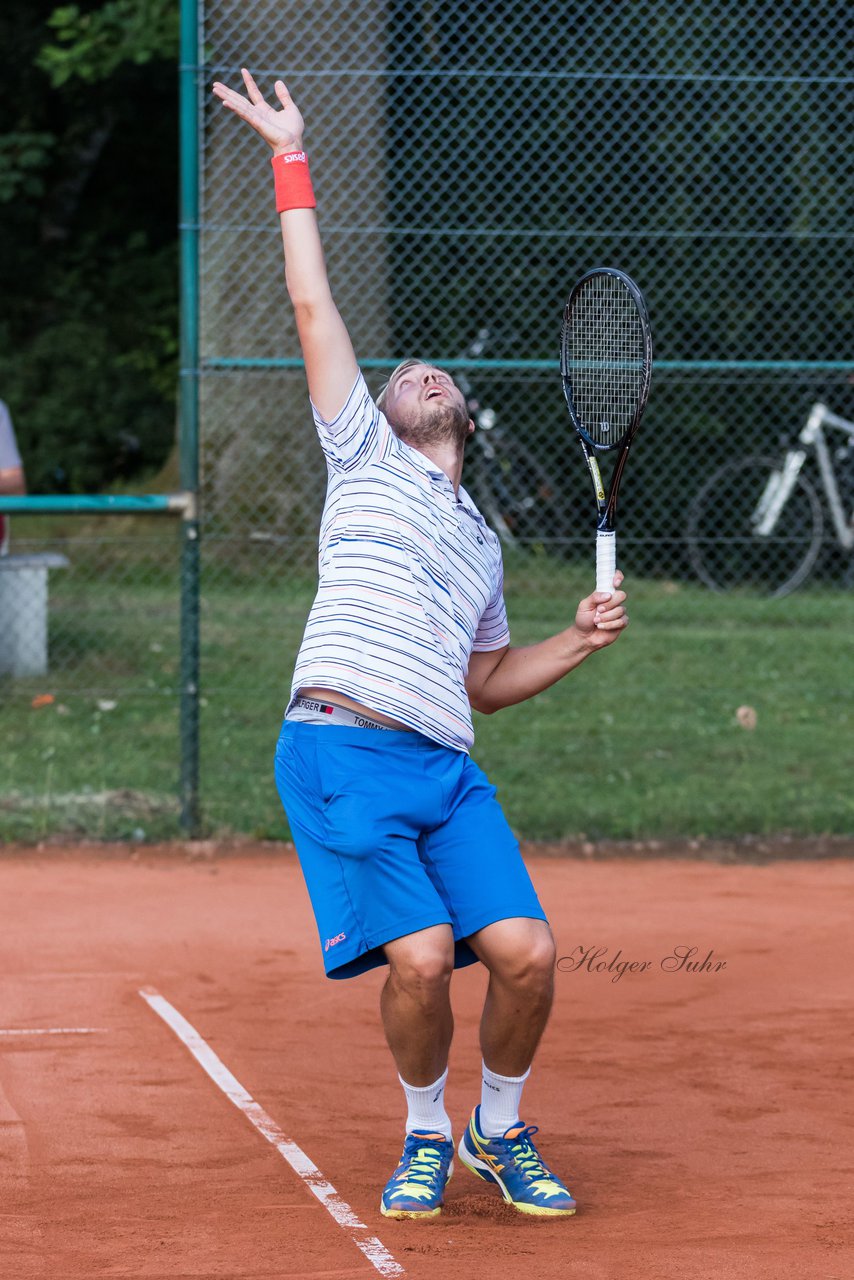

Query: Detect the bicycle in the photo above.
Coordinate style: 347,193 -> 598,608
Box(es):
686,402 -> 854,596
459,329 -> 571,548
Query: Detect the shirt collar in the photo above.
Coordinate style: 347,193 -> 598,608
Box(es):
392,434 -> 485,523
456,484 -> 489,527
394,434 -> 453,483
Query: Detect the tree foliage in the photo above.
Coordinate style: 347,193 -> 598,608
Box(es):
37,1 -> 178,87
0,0 -> 178,492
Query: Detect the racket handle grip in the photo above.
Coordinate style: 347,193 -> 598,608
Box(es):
596,530 -> 616,596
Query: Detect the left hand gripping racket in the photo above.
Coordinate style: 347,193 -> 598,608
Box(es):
560,267 -> 653,595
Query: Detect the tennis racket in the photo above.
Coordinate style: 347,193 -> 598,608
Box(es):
560,267 -> 653,595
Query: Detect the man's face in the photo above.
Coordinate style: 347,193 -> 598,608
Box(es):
383,364 -> 473,450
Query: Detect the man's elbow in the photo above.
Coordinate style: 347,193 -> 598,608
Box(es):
290,297 -> 319,324
468,688 -> 499,716
289,292 -> 335,322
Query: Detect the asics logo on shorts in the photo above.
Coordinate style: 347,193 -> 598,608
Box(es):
325,932 -> 347,951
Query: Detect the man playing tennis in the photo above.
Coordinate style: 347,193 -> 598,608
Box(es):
213,70 -> 628,1220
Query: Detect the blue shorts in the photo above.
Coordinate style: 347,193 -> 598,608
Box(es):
274,721 -> 547,980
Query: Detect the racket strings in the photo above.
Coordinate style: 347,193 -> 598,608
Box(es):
565,274 -> 647,448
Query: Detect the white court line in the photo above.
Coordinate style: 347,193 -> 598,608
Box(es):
139,987 -> 404,1279
0,1027 -> 107,1035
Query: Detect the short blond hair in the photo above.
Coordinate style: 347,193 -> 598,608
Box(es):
376,358 -> 440,412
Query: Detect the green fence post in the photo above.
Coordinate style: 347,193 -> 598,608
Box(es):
179,0 -> 201,835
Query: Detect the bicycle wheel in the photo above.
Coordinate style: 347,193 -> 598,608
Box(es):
468,436 -> 572,548
686,456 -> 823,596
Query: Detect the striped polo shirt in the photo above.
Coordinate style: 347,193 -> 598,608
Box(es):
288,371 -> 510,752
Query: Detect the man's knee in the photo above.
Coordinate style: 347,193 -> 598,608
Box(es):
513,934 -> 557,992
385,931 -> 455,1000
483,923 -> 556,993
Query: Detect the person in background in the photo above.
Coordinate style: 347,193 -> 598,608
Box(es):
0,400 -> 26,555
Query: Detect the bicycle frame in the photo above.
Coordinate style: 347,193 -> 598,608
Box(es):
811,406 -> 854,551
753,403 -> 854,551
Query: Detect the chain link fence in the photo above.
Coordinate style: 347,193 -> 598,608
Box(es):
200,0 -> 852,583
2,1 -> 851,841
1,523 -> 183,839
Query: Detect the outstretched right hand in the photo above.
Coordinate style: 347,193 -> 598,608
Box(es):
211,68 -> 305,155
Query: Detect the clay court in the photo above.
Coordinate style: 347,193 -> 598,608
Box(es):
2,844 -> 852,1279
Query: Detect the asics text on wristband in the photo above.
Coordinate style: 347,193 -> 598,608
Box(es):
271,150 -> 316,212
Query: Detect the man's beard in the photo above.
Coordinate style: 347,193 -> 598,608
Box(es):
391,398 -> 471,451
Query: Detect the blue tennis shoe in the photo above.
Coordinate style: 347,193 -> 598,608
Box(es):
380,1130 -> 454,1219
458,1106 -> 577,1216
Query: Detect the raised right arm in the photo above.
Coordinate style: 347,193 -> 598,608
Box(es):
211,69 -> 358,422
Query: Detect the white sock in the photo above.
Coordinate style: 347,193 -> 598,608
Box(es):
398,1068 -> 452,1140
479,1061 -> 531,1137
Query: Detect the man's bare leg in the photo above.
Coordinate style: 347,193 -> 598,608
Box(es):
459,918 -> 576,1215
464,916 -> 556,1134
468,917 -> 556,1075
379,925 -> 456,1215
381,924 -> 455,1085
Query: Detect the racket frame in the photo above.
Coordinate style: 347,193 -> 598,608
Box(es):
559,267 -> 653,591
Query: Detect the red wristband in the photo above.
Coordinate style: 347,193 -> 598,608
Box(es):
271,150 -> 316,213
